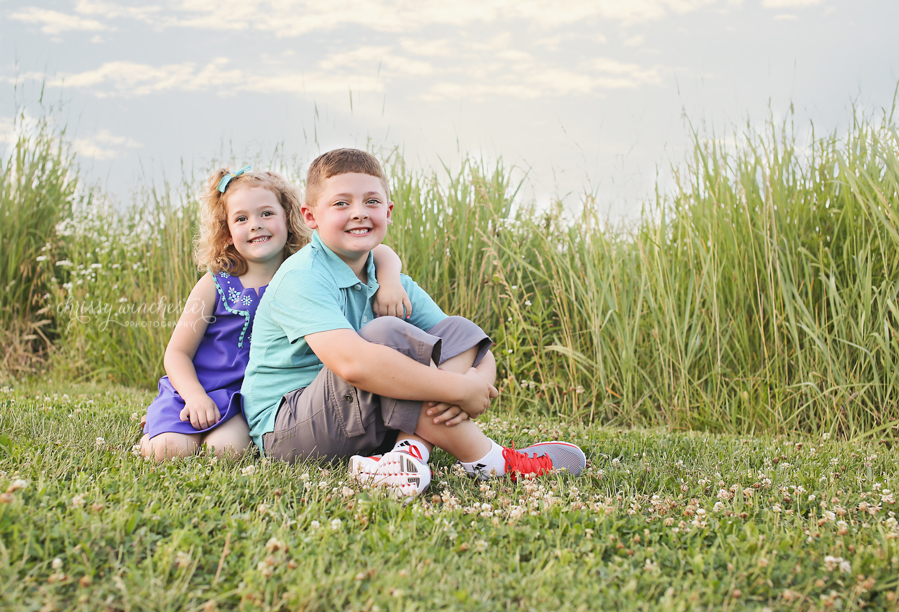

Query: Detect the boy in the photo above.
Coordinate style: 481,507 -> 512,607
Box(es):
241,149 -> 585,496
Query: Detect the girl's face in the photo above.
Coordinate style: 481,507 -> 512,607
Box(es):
225,186 -> 289,268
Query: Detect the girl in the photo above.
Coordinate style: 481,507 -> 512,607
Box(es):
140,166 -> 411,461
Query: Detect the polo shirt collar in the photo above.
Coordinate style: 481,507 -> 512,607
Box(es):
310,230 -> 379,290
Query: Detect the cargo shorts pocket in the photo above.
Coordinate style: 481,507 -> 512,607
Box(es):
263,423 -> 301,462
330,379 -> 366,438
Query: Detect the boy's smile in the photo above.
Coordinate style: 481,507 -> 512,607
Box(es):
302,172 -> 393,279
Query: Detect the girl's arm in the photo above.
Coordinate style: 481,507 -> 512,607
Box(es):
164,273 -> 219,430
372,244 -> 412,319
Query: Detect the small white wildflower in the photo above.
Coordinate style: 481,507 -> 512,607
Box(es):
95,437 -> 105,447
330,518 -> 342,530
71,494 -> 86,508
309,520 -> 320,530
7,479 -> 28,492
241,465 -> 256,476
51,558 -> 63,570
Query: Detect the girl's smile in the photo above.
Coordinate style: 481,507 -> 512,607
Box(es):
226,186 -> 289,267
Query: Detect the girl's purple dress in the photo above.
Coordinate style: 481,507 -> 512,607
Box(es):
143,272 -> 266,438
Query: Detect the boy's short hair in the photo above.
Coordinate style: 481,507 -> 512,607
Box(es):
305,148 -> 390,207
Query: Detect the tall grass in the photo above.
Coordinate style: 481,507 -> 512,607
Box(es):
0,103 -> 78,373
11,103 -> 899,438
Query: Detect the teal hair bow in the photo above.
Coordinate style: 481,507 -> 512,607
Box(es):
217,164 -> 252,193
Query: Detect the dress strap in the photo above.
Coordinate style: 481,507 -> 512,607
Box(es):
210,272 -> 252,348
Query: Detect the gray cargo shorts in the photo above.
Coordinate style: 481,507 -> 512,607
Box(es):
262,316 -> 491,463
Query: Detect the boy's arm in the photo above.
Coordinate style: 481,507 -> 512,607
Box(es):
305,329 -> 497,414
428,350 -> 497,425
371,244 -> 411,319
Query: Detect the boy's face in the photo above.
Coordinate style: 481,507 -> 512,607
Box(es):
301,172 -> 393,270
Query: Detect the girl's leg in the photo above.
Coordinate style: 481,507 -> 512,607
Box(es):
140,432 -> 201,461
201,416 -> 251,459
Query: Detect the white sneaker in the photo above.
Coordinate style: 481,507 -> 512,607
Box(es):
350,447 -> 431,497
349,454 -> 382,481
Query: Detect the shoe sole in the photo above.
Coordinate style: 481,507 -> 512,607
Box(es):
516,441 -> 586,477
352,451 -> 431,497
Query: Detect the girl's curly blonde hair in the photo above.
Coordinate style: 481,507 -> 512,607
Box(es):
195,168 -> 311,275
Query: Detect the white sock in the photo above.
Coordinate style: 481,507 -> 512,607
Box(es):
392,439 -> 430,464
461,440 -> 506,479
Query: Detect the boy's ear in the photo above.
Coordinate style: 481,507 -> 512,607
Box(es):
386,201 -> 394,225
301,204 -> 318,229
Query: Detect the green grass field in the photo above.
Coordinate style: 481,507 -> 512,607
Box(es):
3,383 -> 899,611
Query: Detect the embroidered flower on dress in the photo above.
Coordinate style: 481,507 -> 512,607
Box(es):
220,271 -> 230,277
228,287 -> 240,303
242,294 -> 253,306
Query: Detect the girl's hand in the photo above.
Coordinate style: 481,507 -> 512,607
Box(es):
179,394 -> 221,430
373,280 -> 412,319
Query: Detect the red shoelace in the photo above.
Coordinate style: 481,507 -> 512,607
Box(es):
502,445 -> 553,481
405,445 -> 424,463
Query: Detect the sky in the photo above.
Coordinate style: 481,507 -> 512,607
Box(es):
1,0 -> 896,219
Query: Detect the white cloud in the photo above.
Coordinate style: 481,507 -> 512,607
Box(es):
11,8 -> 108,34
36,31 -> 662,102
32,0 -> 738,37
74,0 -> 162,20
43,58 -> 386,98
623,35 -> 645,46
0,116 -> 15,145
73,129 -> 142,160
762,0 -> 823,6
774,13 -> 798,19
320,47 -> 435,77
423,55 -> 660,101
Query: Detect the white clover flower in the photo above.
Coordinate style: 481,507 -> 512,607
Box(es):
71,494 -> 86,508
330,518 -> 342,530
7,479 -> 28,493
241,465 -> 256,476
51,558 -> 63,570
95,437 -> 105,447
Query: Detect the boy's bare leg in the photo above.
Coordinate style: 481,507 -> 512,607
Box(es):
140,431 -> 201,461
395,345 -> 492,463
202,416 -> 251,459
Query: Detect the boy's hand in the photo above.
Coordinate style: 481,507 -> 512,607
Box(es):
427,401 -> 471,426
179,394 -> 221,430
372,281 -> 412,320
456,368 -> 499,418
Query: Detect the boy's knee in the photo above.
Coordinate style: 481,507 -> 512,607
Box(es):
431,315 -> 481,335
357,316 -> 412,344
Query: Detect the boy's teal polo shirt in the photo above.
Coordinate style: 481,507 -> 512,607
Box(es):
241,230 -> 447,451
